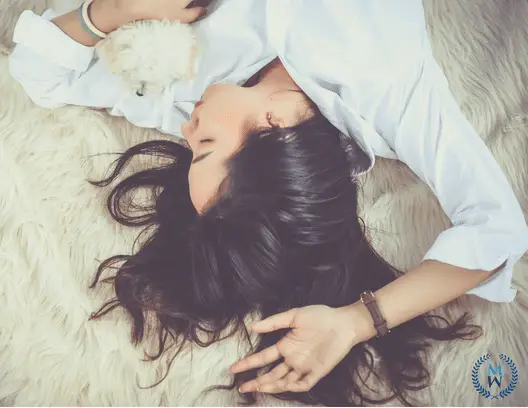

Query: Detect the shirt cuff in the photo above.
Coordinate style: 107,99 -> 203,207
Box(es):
423,225 -> 528,303
12,9 -> 96,72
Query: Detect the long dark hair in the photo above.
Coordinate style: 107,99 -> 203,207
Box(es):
88,113 -> 481,406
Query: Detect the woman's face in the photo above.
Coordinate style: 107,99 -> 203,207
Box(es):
181,69 -> 314,212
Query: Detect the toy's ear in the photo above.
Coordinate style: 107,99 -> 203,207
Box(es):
94,32 -> 122,70
94,23 -> 142,71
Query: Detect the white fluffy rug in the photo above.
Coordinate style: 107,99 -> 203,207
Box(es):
1,0 -> 527,406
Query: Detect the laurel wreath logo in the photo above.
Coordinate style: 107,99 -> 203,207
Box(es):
498,354 -> 518,398
471,353 -> 518,399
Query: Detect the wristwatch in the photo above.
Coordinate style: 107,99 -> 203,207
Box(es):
360,290 -> 390,338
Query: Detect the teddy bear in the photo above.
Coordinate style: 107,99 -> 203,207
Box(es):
94,0 -> 213,97
95,18 -> 200,97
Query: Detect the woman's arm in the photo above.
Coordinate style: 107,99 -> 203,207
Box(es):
355,52 -> 528,303
339,259 -> 504,343
8,9 -> 121,109
230,259 -> 504,394
51,0 -> 135,47
8,0 -> 135,109
51,0 -> 205,45
8,0 -> 204,108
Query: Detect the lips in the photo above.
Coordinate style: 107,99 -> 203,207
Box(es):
194,99 -> 204,109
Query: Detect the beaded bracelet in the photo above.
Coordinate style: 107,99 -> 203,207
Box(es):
78,1 -> 107,40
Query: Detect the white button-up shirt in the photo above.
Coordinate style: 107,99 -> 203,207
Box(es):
8,0 -> 528,302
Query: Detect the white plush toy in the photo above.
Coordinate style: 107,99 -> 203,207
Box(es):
95,19 -> 199,96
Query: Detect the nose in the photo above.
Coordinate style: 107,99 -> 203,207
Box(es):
181,122 -> 200,154
181,99 -> 205,140
181,114 -> 203,154
181,120 -> 194,141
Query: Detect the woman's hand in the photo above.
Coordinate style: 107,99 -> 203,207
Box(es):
116,0 -> 207,24
229,305 -> 360,394
83,0 -> 206,40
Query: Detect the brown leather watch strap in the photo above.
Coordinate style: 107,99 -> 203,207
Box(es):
360,290 -> 390,338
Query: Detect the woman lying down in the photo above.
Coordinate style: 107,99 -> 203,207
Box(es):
8,0 -> 528,405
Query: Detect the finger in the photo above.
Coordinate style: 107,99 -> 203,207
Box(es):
230,344 -> 281,373
255,363 -> 292,387
283,369 -> 302,385
252,309 -> 297,333
178,7 -> 207,23
238,363 -> 291,393
285,372 -> 319,393
259,371 -> 301,394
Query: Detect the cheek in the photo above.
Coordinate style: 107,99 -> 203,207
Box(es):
198,110 -> 247,150
188,165 -> 228,213
188,167 -> 205,213
206,103 -> 242,129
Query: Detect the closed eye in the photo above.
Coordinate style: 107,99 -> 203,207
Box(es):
200,139 -> 213,144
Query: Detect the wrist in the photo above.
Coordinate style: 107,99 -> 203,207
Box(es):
89,0 -> 138,33
336,301 -> 377,345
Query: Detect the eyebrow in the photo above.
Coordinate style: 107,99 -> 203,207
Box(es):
191,151 -> 213,164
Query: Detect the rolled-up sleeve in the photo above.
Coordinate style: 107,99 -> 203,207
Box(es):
360,53 -> 528,303
9,9 -> 123,109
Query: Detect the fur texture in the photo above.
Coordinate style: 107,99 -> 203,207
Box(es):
0,0 -> 527,406
96,20 -> 199,96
